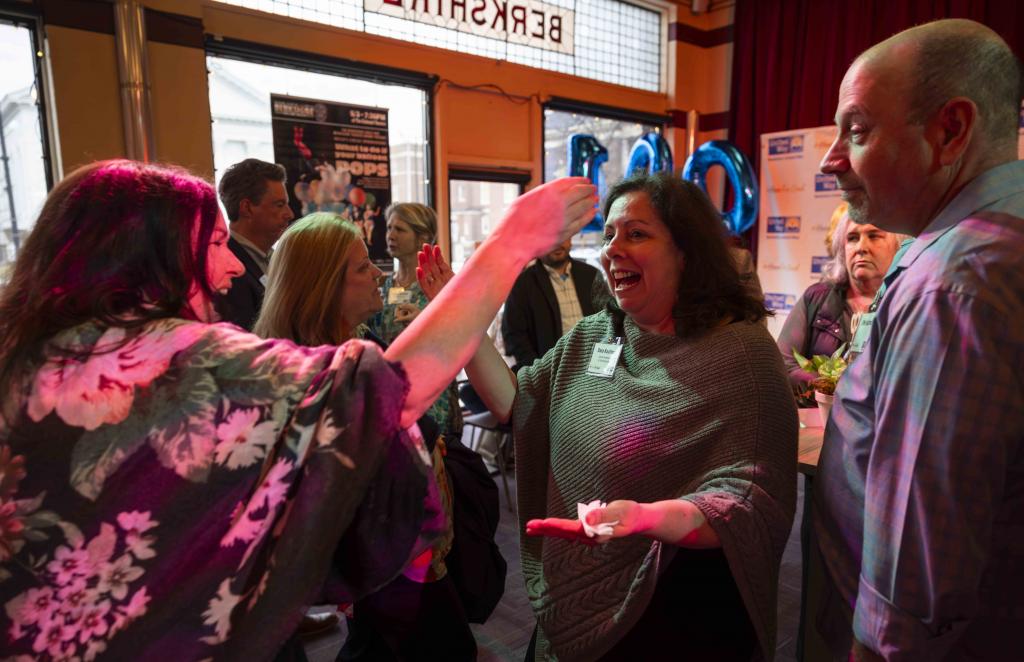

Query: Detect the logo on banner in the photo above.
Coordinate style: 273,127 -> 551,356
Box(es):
814,174 -> 839,196
767,135 -> 804,159
811,256 -> 829,274
767,216 -> 801,237
765,292 -> 797,312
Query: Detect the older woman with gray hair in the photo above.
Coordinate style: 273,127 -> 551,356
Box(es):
776,203 -> 907,393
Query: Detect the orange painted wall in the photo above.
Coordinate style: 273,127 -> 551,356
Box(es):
45,26 -> 124,172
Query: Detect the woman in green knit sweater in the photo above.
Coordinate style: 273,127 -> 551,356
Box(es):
420,174 -> 798,661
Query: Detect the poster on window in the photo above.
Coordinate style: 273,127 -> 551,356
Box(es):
270,94 -> 392,270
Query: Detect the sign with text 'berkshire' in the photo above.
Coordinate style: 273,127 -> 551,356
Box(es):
365,0 -> 574,55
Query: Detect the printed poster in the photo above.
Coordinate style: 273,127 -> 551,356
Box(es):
271,94 -> 392,271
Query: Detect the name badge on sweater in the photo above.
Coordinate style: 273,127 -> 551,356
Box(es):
587,339 -> 623,378
849,312 -> 876,355
388,287 -> 415,305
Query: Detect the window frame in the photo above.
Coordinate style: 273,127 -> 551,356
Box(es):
205,35 -> 439,208
447,166 -> 529,269
0,8 -> 57,190
541,97 -> 669,182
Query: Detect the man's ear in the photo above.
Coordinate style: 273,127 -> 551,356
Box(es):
932,97 -> 978,166
237,198 -> 253,220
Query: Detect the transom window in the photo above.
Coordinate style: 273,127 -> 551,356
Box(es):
215,1 -> 664,92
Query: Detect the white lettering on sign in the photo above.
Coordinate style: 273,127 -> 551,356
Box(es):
365,0 -> 574,55
272,100 -> 317,119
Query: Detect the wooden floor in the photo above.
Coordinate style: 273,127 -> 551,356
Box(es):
303,468 -> 807,662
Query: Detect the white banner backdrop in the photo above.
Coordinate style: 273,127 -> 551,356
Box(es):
757,126 -> 840,339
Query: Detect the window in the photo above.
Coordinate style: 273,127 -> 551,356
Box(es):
215,0 -> 665,92
207,54 -> 430,206
0,18 -> 51,278
543,105 -> 660,265
448,172 -> 527,271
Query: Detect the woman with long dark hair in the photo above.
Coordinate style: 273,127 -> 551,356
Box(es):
0,160 -> 595,661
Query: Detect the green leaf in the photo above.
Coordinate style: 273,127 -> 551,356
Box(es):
792,348 -> 813,371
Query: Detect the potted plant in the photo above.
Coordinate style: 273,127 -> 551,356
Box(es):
791,346 -> 848,423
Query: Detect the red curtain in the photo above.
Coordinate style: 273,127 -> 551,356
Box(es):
729,0 -> 1024,253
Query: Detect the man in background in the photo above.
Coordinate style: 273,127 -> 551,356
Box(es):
216,158 -> 294,330
501,238 -> 607,370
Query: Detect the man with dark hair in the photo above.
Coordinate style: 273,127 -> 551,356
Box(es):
814,19 -> 1024,661
215,158 -> 294,329
501,239 -> 607,371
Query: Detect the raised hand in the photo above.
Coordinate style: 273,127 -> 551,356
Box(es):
493,177 -> 598,263
416,244 -> 455,302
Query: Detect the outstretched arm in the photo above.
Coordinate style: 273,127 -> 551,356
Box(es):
526,499 -> 721,548
384,179 -> 597,428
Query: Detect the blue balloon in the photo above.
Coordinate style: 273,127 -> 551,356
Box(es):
625,132 -> 673,176
682,140 -> 759,235
567,134 -> 608,233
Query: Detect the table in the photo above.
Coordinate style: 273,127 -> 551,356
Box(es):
795,407 -> 828,661
797,408 -> 825,475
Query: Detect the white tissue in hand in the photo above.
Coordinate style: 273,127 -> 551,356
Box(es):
577,500 -> 618,538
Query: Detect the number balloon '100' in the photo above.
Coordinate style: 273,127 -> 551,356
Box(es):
565,132 -> 758,235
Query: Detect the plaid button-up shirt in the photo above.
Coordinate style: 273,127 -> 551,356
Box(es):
542,261 -> 584,336
814,159 -> 1024,660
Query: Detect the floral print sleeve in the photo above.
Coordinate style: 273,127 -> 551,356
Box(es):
0,319 -> 440,660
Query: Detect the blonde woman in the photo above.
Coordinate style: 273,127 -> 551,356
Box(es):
255,213 -> 384,345
376,203 -> 438,340
255,213 -> 479,661
371,203 -> 464,462
776,209 -> 907,392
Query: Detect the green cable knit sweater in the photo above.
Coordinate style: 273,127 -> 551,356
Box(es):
514,311 -> 798,661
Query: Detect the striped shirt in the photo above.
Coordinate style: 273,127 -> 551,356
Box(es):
543,261 -> 584,336
814,159 -> 1024,660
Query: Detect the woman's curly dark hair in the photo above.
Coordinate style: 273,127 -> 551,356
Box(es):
602,173 -> 769,338
0,159 -> 221,394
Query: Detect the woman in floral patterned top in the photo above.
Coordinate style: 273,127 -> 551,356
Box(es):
0,160 -> 597,661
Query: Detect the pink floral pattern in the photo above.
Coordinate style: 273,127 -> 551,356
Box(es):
0,318 -> 429,660
4,515 -> 155,659
214,408 -> 276,469
26,325 -> 201,431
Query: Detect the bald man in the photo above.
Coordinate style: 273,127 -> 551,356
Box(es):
813,20 -> 1024,661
